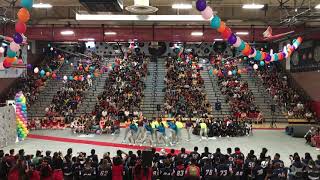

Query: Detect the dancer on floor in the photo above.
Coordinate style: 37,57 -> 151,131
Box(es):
157,122 -> 167,146
199,120 -> 208,141
175,119 -> 184,144
122,119 -> 131,143
140,121 -> 153,146
128,121 -> 138,145
168,120 -> 178,146
185,118 -> 194,141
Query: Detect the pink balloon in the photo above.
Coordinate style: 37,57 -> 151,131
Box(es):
17,59 -> 23,64
249,48 -> 256,58
10,42 -> 20,52
201,6 -> 213,20
233,36 -> 242,47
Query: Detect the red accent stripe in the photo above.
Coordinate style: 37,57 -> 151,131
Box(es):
252,128 -> 285,130
28,134 -> 187,153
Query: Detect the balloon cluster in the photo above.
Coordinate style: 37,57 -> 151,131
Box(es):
15,92 -> 29,140
33,61 -> 111,81
2,0 -> 32,69
196,0 -> 302,63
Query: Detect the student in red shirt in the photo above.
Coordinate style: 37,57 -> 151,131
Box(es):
185,159 -> 200,180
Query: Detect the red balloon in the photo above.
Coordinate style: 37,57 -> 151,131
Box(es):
261,52 -> 267,60
221,27 -> 232,40
52,73 -> 57,79
278,53 -> 284,60
3,59 -> 12,68
15,21 -> 27,34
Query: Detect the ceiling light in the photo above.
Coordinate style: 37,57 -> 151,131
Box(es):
242,3 -> 264,9
316,4 -> 320,9
32,3 -> 52,8
60,30 -> 74,36
172,3 -> 192,9
76,14 -> 208,21
236,32 -> 249,35
78,38 -> 95,41
214,38 -> 223,41
191,32 -> 203,36
104,32 -> 117,35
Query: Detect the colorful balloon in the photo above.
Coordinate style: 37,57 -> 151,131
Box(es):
13,33 -> 23,44
201,6 -> 213,20
221,27 -> 231,39
6,57 -> 16,63
7,48 -> 17,58
17,8 -> 30,23
3,59 -> 12,68
15,21 -> 27,34
227,33 -> 237,45
0,47 -> 4,53
40,70 -> 45,76
217,21 -> 226,33
10,42 -> 20,52
21,0 -> 33,10
210,15 -> 221,29
238,41 -> 245,51
196,0 -> 207,11
233,36 -> 242,48
34,67 -> 39,73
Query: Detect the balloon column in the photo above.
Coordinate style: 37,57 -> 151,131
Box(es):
196,0 -> 302,63
15,92 -> 29,140
2,0 -> 33,69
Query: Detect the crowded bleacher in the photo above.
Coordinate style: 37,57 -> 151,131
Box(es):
163,56 -> 212,118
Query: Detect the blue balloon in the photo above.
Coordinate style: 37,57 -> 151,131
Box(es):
210,16 -> 221,29
209,69 -> 213,75
7,48 -> 16,58
232,70 -> 237,75
21,0 -> 33,10
69,76 -> 74,80
238,41 -> 245,51
274,54 -> 279,61
254,51 -> 262,61
260,61 -> 265,66
40,70 -> 45,76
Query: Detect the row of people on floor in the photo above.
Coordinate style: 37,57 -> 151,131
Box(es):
1,146 -> 320,180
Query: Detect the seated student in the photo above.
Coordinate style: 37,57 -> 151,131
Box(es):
201,157 -> 217,180
185,159 -> 200,179
29,118 -> 36,130
58,118 -> 66,129
52,118 -> 58,129
173,159 -> 186,180
35,118 -> 41,130
41,118 -> 48,129
160,159 -> 174,180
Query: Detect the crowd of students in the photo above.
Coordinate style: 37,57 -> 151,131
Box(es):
92,52 -> 148,123
212,56 -> 263,123
164,56 -> 212,118
45,54 -> 102,123
255,65 -> 314,120
1,146 -> 320,180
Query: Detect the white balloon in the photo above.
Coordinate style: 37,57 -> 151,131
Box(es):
253,64 -> 259,70
233,36 -> 242,48
228,71 -> 232,76
87,75 -> 91,79
63,75 -> 68,81
0,47 -> 4,53
34,67 -> 39,73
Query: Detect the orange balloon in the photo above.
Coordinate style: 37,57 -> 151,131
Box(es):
242,44 -> 250,56
6,57 -> 16,63
213,69 -> 218,75
74,76 -> 78,81
17,8 -> 30,23
46,72 -> 50,77
217,21 -> 226,33
237,69 -> 242,74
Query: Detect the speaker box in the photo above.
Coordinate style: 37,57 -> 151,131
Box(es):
215,102 -> 221,111
291,125 -> 311,138
142,150 -> 153,167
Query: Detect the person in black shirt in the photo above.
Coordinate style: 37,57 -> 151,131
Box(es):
152,161 -> 160,180
72,157 -> 83,180
81,159 -> 96,180
173,160 -> 186,180
233,162 -> 245,180
160,159 -> 173,180
65,148 -> 73,161
216,156 -> 232,180
97,159 -> 112,180
62,156 -> 73,180
43,151 -> 52,166
252,160 -> 266,180
201,157 -> 217,180
189,146 -> 200,163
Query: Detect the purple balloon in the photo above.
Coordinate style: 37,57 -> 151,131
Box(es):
227,34 -> 237,45
27,64 -> 32,69
265,54 -> 271,62
196,0 -> 207,11
13,33 -> 23,44
250,47 -> 255,55
281,52 -> 286,58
